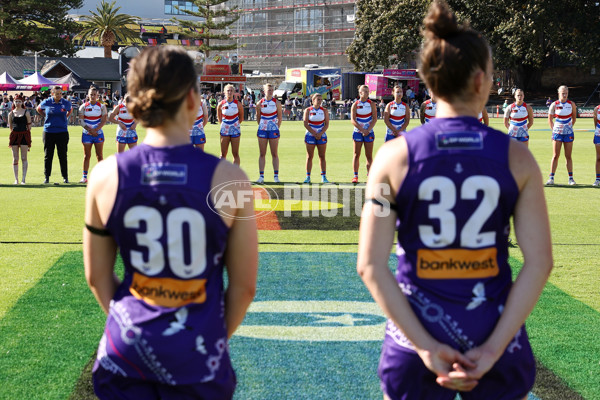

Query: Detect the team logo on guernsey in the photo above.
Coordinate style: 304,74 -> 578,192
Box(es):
436,131 -> 483,150
417,248 -> 499,279
141,163 -> 187,185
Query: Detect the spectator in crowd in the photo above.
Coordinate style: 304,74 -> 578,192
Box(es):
1,94 -> 13,127
378,98 -> 385,119
209,93 -> 218,124
8,94 -> 32,184
291,97 -> 300,121
69,93 -> 81,125
248,98 -> 256,121
242,94 -> 250,121
37,86 -> 72,184
284,97 -> 292,120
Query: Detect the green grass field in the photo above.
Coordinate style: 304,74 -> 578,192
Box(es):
0,117 -> 598,399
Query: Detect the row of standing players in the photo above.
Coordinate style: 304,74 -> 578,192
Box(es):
13,82 -> 599,186
188,82 -> 600,187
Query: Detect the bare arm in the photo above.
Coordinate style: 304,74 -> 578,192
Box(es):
36,104 -> 45,119
571,101 -> 577,126
7,111 -> 13,131
107,105 -> 121,127
202,102 -> 209,128
503,106 -> 510,129
420,103 -> 427,124
322,106 -> 329,134
367,100 -> 378,132
98,105 -> 108,131
482,108 -> 489,126
350,102 -> 360,130
357,139 -> 477,391
83,157 -> 120,314
462,142 -> 552,380
527,105 -> 534,129
276,100 -> 283,128
594,106 -> 599,129
548,103 -> 555,130
237,100 -> 244,123
383,103 -> 394,131
256,100 -> 262,125
217,103 -> 223,123
303,108 -> 317,136
402,103 -> 411,132
211,163 -> 258,338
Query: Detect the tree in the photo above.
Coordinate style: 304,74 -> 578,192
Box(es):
348,0 -> 600,90
78,0 -> 140,58
172,0 -> 240,58
347,0 -> 429,72
0,0 -> 83,56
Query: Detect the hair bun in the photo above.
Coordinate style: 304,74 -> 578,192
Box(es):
424,0 -> 461,40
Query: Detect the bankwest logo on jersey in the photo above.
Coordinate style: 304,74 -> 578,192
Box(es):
416,248 -> 499,279
130,272 -> 207,307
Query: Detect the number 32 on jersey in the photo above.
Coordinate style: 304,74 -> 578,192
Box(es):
416,176 -> 501,280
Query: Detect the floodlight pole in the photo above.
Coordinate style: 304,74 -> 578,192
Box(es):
34,51 -> 44,72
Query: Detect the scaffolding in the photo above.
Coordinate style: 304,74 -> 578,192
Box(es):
228,0 -> 356,74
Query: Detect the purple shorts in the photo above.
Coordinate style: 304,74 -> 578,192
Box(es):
378,334 -> 535,400
93,359 -> 236,400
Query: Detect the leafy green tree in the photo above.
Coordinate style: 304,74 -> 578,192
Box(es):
78,0 -> 140,58
0,0 -> 83,56
173,0 -> 240,58
348,0 -> 600,90
347,0 -> 429,72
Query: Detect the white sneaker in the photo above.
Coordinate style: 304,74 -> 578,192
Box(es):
568,178 -> 576,186
321,175 -> 329,183
545,178 -> 554,186
593,180 -> 600,187
256,176 -> 264,184
273,176 -> 280,183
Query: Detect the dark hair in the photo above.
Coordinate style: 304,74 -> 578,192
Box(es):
419,0 -> 490,100
127,46 -> 197,127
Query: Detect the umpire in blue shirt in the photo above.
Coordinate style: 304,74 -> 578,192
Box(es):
37,86 -> 72,184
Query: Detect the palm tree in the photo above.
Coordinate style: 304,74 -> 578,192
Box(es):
78,0 -> 140,58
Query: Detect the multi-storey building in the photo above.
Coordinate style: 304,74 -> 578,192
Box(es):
69,1 -> 356,75
229,0 -> 356,75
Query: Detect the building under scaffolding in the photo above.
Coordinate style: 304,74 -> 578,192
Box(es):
228,0 -> 356,75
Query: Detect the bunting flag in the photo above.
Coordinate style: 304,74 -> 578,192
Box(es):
181,39 -> 190,46
194,39 -> 202,46
148,38 -> 157,46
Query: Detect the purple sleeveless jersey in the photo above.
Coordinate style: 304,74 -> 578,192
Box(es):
379,117 -> 535,400
95,144 -> 235,394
